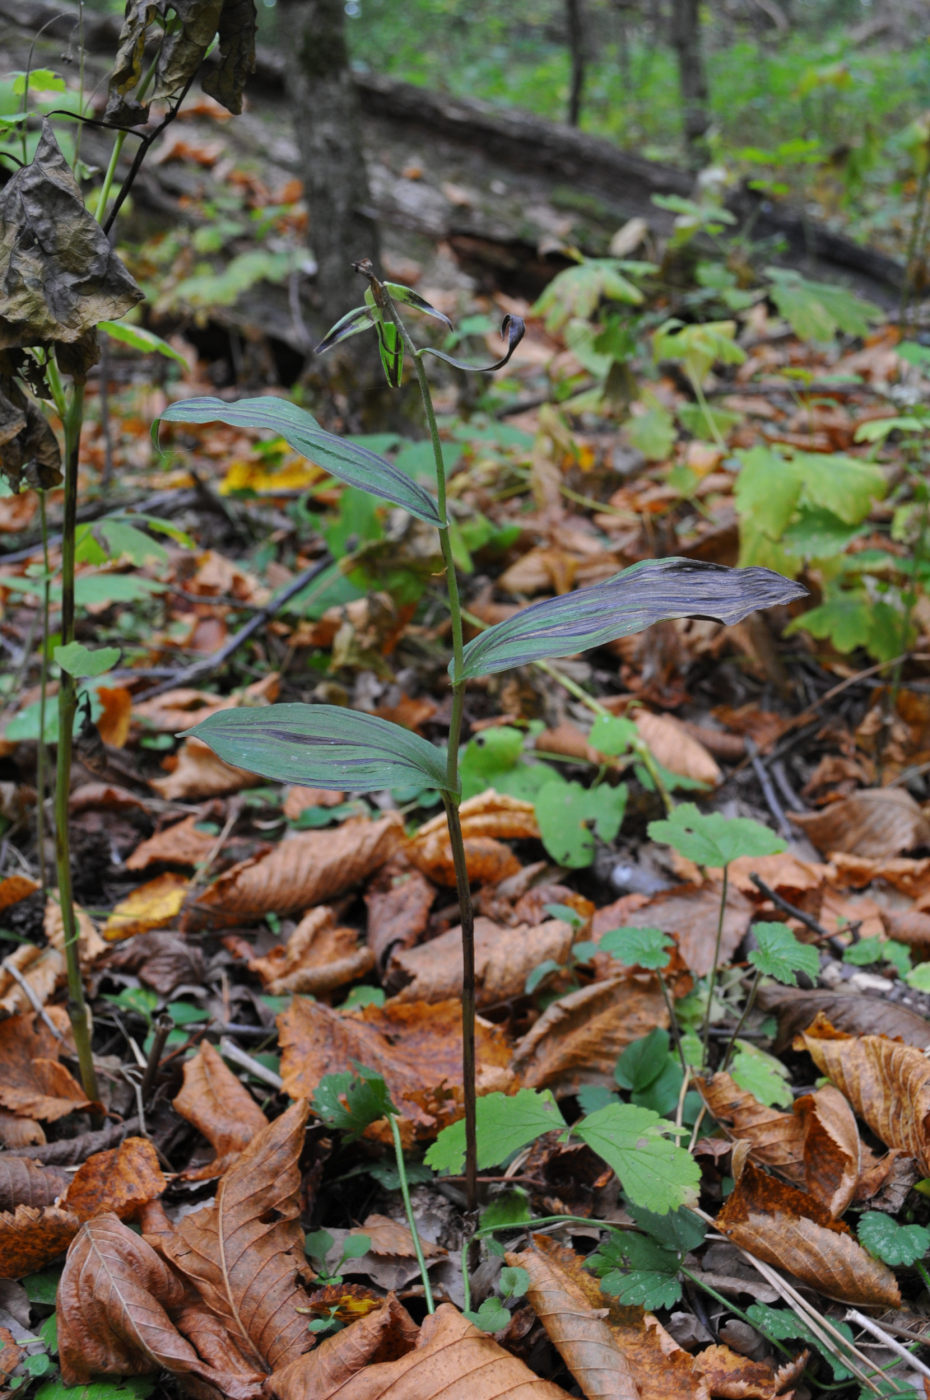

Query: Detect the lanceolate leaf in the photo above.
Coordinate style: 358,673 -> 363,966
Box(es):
421,314 -> 526,373
186,704 -> 453,795
457,558 -> 807,679
314,303 -> 375,353
155,397 -> 442,526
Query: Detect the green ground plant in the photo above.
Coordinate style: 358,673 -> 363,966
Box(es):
157,261 -> 805,1224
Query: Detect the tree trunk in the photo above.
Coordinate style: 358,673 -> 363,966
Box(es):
566,0 -> 586,127
669,0 -> 711,170
277,0 -> 381,337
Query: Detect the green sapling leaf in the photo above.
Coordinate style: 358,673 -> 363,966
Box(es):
53,642 -> 121,678
312,1064 -> 396,1138
499,1266 -> 530,1299
747,923 -> 820,986
465,1297 -> 511,1333
599,926 -> 674,971
425,1089 -> 567,1174
614,1028 -> 672,1094
857,1212 -> 930,1267
648,803 -> 785,867
573,1104 -> 699,1213
155,396 -> 443,526
730,1045 -> 793,1108
534,779 -> 626,868
457,558 -> 807,679
184,703 -> 454,794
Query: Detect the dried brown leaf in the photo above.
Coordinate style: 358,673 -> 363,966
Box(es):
99,930 -> 206,997
512,974 -> 668,1096
365,865 -> 436,965
593,881 -> 754,978
0,1111 -> 44,1149
797,1013 -> 930,1173
151,737 -> 261,801
125,814 -> 221,871
0,1324 -> 23,1383
0,875 -> 38,911
717,1162 -> 900,1306
0,1155 -> 69,1211
0,945 -> 64,1017
691,1344 -> 807,1399
173,1041 -> 268,1180
0,1204 -> 79,1277
407,792 -> 539,886
63,1137 -> 165,1221
760,987 -> 930,1051
57,1214 -> 263,1395
790,788 -> 930,859
161,1101 -> 312,1373
392,916 -> 574,1007
0,1013 -> 91,1120
249,906 -> 375,996
268,1294 -> 419,1400
44,899 -> 106,967
183,813 -> 403,930
103,872 -> 190,942
632,711 -> 723,787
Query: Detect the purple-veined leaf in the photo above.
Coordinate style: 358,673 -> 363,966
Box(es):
421,314 -> 525,373
457,557 -> 807,679
155,396 -> 442,526
381,282 -> 454,330
185,703 -> 453,794
314,303 -> 376,354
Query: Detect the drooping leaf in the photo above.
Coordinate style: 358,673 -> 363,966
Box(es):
420,314 -> 525,374
425,1089 -> 567,1175
457,558 -> 807,679
314,303 -> 376,354
156,397 -> 443,525
99,320 -> 189,366
185,703 -> 452,794
382,282 -> 454,329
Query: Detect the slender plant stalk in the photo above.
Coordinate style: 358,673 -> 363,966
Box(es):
388,1113 -> 435,1313
34,490 -> 52,898
47,356 -> 98,1102
699,861 -> 729,1070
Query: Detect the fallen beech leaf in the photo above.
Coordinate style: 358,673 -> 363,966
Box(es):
99,929 -> 206,996
632,711 -> 723,787
95,684 -> 133,747
57,1214 -> 264,1395
692,1343 -> 807,1399
173,1041 -> 268,1180
0,1324 -> 23,1383
63,1137 -> 165,1221
408,791 -> 540,879
881,908 -> 930,950
593,881 -> 754,978
797,1013 -> 930,1174
407,833 -> 521,887
0,874 -> 38,911
513,1234 -> 714,1400
0,1109 -> 44,1148
512,973 -> 668,1096
365,865 -> 436,965
151,737 -> 262,800
0,944 -> 63,1016
249,906 -> 375,996
717,1162 -> 900,1306
269,1293 -> 420,1400
790,788 -> 930,859
279,997 -> 512,1139
44,898 -> 106,966
161,1101 -> 312,1372
132,676 -> 279,735
0,1155 -> 69,1210
0,1013 -> 91,1120
352,1214 -> 444,1260
184,813 -> 403,930
103,872 -> 190,941
830,853 -> 930,896
282,785 -> 347,819
392,916 -> 574,1007
0,1203 -> 79,1277
125,814 -> 221,870
760,986 -> 930,1051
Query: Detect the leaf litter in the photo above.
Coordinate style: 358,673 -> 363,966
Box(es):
4,135 -> 930,1400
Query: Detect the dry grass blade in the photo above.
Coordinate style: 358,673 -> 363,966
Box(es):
57,1213 -> 264,1396
161,1100 -> 312,1373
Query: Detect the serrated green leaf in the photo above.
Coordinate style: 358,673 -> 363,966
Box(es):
598,926 -> 674,971
730,1047 -> 793,1108
312,1064 -> 396,1138
458,558 -> 807,680
185,703 -> 452,794
425,1089 -> 567,1174
35,1380 -> 155,1400
534,779 -> 626,868
648,803 -> 785,866
53,642 -> 121,678
795,450 -> 886,525
573,1103 -> 699,1213
766,267 -> 881,342
858,1211 -> 930,1266
600,1265 -> 683,1309
626,1201 -> 707,1252
748,923 -> 820,986
787,593 -> 874,653
746,1303 -> 853,1380
156,396 -> 442,525
99,319 -> 188,366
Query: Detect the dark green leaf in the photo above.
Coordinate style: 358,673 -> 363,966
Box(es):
858,1212 -> 930,1266
376,319 -> 403,387
314,304 -> 376,354
748,923 -> 820,986
421,314 -> 525,374
425,1089 -> 566,1174
457,558 -> 807,679
626,1202 -> 707,1252
184,703 -> 453,794
383,282 -> 453,329
155,396 -> 442,525
614,1029 -> 672,1094
746,1303 -> 853,1380
312,1064 -> 396,1138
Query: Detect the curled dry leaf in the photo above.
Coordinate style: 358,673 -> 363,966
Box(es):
512,973 -> 668,1096
365,865 -> 436,966
392,916 -> 574,1007
151,737 -> 260,800
0,1324 -> 23,1383
0,1203 -> 79,1277
790,788 -> 930,859
0,1012 -> 91,1121
161,1101 -> 312,1373
132,676 -> 280,735
183,813 -> 403,930
797,1013 -> 930,1174
408,833 -> 521,887
99,930 -> 206,997
407,791 -> 539,883
632,710 -> 723,787
63,1137 -> 165,1221
249,906 -> 375,996
692,1344 -> 808,1399
0,874 -> 38,911
103,872 -> 190,942
760,986 -> 930,1052
0,1155 -> 69,1211
269,1293 -> 420,1400
717,1162 -> 900,1307
44,898 -> 106,967
57,1214 -> 263,1396
699,1074 -> 863,1217
0,944 -> 64,1017
279,997 -> 513,1139
881,908 -> 930,950
0,1110 -> 44,1149
125,814 -> 222,871
173,1041 -> 268,1180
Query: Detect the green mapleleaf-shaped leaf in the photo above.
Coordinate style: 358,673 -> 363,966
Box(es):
748,922 -> 821,986
457,558 -> 807,680
425,1089 -> 567,1175
534,779 -> 627,869
155,396 -> 442,526
312,1063 -> 396,1139
766,267 -> 881,343
597,1231 -> 683,1309
599,926 -> 674,971
573,1103 -> 699,1214
648,802 -> 785,867
53,642 -> 121,678
184,703 -> 453,794
857,1212 -> 930,1267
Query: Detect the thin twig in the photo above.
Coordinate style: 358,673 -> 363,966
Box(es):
219,1036 -> 284,1091
846,1310 -> 930,1383
745,737 -> 793,840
